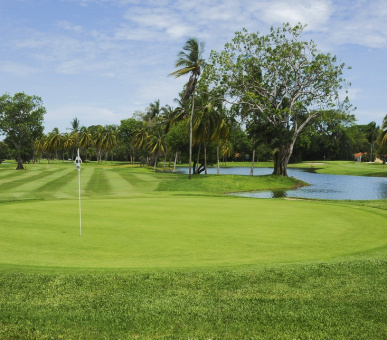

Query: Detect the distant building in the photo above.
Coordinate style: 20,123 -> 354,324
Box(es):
354,152 -> 363,162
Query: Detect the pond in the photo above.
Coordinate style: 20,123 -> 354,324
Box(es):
178,167 -> 387,200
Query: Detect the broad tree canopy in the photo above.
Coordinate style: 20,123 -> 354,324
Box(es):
0,92 -> 46,169
206,23 -> 352,176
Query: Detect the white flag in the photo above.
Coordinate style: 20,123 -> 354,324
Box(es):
75,149 -> 81,171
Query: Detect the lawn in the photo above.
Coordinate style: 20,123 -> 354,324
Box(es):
190,159 -> 387,177
0,160 -> 386,339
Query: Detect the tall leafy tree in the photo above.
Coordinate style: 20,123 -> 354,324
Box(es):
79,126 -> 93,161
376,114 -> 387,163
34,137 -> 46,163
103,125 -> 117,162
169,37 -> 205,179
47,127 -> 63,161
147,127 -> 166,170
0,141 -> 10,162
118,118 -> 141,163
146,100 -> 161,121
192,86 -> 227,174
133,123 -> 149,151
93,125 -> 106,163
207,23 -> 352,176
365,122 -> 379,161
0,93 -> 46,169
67,117 -> 81,159
165,120 -> 189,172
63,132 -> 75,160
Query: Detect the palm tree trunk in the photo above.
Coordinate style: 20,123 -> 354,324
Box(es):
195,143 -> 201,174
188,94 -> 194,179
153,151 -> 159,170
217,143 -> 220,175
250,149 -> 256,176
164,146 -> 167,170
204,142 -> 207,175
173,150 -> 178,173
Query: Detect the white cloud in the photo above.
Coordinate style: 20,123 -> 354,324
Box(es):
354,109 -> 385,125
2,0 -> 386,132
57,21 -> 84,33
46,104 -> 128,132
0,61 -> 40,77
321,0 -> 387,48
252,0 -> 332,30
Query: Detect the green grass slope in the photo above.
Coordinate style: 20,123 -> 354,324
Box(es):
0,161 -> 386,339
1,197 -> 386,270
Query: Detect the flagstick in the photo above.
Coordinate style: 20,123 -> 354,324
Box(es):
75,148 -> 82,237
78,166 -> 82,236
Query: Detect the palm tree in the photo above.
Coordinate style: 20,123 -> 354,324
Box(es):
68,117 -> 81,159
147,128 -> 166,170
146,99 -> 161,121
382,114 -> 387,142
169,37 -> 205,179
221,140 -> 233,166
160,104 -> 175,133
133,123 -> 150,165
103,125 -> 117,162
47,128 -> 62,162
70,117 -> 80,133
377,114 -> 387,165
192,100 -> 216,174
214,114 -> 230,173
133,123 -> 149,150
79,127 -> 92,162
63,133 -> 75,161
93,125 -> 105,163
363,121 -> 379,162
34,137 -> 46,163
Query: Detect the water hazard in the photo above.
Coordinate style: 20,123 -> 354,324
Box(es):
178,167 -> 387,200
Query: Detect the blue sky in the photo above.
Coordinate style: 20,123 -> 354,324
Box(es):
1,0 -> 386,133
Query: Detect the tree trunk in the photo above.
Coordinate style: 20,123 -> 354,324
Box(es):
272,143 -> 293,176
250,149 -> 255,176
153,151 -> 159,170
195,144 -> 201,174
164,146 -> 167,170
168,152 -> 172,167
16,152 -> 24,170
188,94 -> 195,179
216,143 -> 220,175
204,142 -> 207,175
173,151 -> 178,173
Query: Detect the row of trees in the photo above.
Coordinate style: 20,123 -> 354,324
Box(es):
1,94 -> 386,172
1,23 -> 387,173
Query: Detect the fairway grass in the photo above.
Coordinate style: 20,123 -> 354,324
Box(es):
289,160 -> 387,177
0,161 -> 386,338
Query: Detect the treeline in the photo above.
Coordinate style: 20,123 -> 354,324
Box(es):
1,99 -> 386,170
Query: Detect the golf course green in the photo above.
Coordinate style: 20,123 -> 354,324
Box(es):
0,161 -> 386,338
2,197 -> 386,269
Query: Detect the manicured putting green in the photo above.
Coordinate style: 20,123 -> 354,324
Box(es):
1,197 -> 386,270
